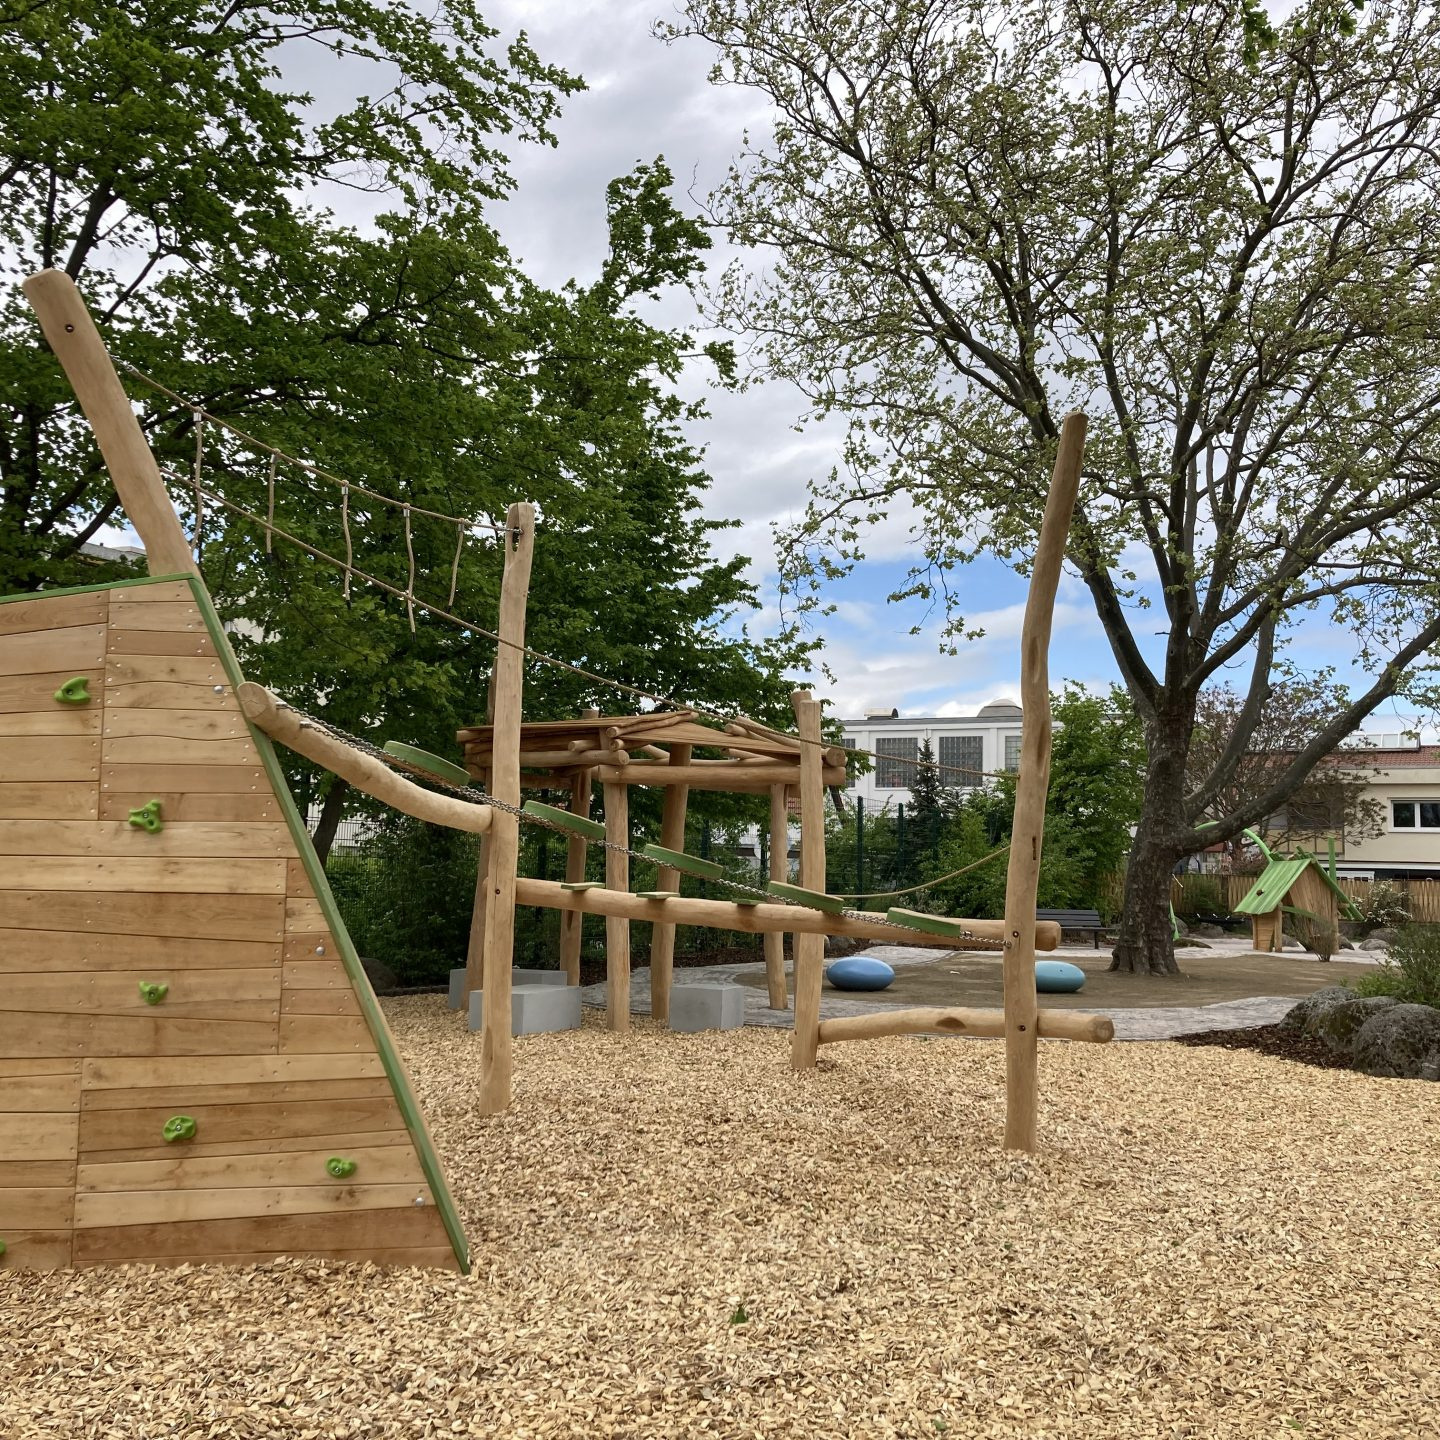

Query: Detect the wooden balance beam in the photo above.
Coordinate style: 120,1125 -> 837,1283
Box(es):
512,877 -> 1061,950
817,1007 -> 1113,1045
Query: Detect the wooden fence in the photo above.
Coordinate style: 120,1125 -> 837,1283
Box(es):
1100,872 -> 1440,924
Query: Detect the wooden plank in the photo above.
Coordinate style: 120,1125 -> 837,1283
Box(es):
78,1143 -> 424,1194
1,1072 -> 82,1111
0,782 -> 98,819
75,1241 -> 458,1270
281,961 -> 352,990
83,1053 -> 384,1089
279,1013 -> 374,1053
0,1190 -> 74,1229
101,763 -> 267,794
0,890 -> 283,941
103,733 -> 259,765
0,668 -> 104,715
0,623 -> 106,677
107,628 -> 218,658
284,933 -> 340,963
104,681 -> 234,711
0,707 -> 102,736
0,1230 -> 72,1269
80,1126 -> 412,1167
281,987 -> 361,1016
103,580 -> 195,605
0,820 -> 292,859
0,734 -> 101,779
0,591 -> 108,635
100,791 -> 281,823
0,1012 -> 279,1059
105,654 -> 225,687
0,1112 -> 79,1161
75,1182 -> 434,1230
0,929 -> 280,973
81,1077 -> 393,1111
3,1160 -> 76,1186
73,1206 -> 448,1263
0,856 -> 287,894
79,1097 -> 405,1155
285,897 -> 328,932
103,600 -> 205,632
0,1058 -> 81,1077
0,969 -> 280,1018
102,708 -> 246,741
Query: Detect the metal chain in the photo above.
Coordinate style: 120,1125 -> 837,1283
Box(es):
293,710 -> 1001,949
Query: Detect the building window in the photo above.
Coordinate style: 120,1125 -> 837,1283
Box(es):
874,736 -> 918,789
1003,733 -> 1022,771
938,734 -> 984,787
1391,800 -> 1440,829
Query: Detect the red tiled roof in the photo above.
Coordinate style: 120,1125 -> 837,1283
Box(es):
1338,746 -> 1440,768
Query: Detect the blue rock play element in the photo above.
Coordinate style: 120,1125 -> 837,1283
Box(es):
825,956 -> 896,991
1035,960 -> 1086,994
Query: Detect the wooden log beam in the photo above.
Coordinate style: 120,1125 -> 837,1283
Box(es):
603,780 -> 630,1031
763,783 -> 789,1010
590,763 -> 845,789
1002,410 -> 1087,1153
648,742 -> 691,1025
238,684 -> 492,835
790,690 -> 826,1068
817,1007 -> 1114,1046
24,270 -> 199,579
511,878 -> 1057,948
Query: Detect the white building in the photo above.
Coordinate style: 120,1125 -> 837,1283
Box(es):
839,700 -> 1024,809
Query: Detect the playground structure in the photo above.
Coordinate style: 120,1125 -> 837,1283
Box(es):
1234,850 -> 1357,957
0,271 -> 1112,1271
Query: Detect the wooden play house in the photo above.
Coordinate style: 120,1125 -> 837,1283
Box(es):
1233,853 -> 1356,956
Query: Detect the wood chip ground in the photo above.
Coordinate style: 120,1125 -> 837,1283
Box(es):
3,996 -> 1437,1438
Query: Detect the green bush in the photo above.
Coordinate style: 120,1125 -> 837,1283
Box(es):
1174,875 -> 1223,918
1351,924 -> 1440,1009
1356,880 -> 1410,934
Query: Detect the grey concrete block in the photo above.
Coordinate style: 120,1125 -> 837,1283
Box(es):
448,967 -> 467,1010
468,983 -> 582,1036
512,967 -> 568,987
669,983 -> 746,1033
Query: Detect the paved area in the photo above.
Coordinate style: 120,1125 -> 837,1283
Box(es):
578,937 -> 1377,1040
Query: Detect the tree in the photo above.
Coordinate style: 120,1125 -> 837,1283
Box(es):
0,1 -> 813,846
1188,678 -> 1386,866
667,0 -> 1440,972
907,738 -> 956,857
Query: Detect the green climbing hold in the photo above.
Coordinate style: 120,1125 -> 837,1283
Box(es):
640,843 -> 728,882
162,1115 -> 196,1143
138,981 -> 169,1006
382,740 -> 472,787
524,801 -> 607,841
326,1156 -> 357,1179
127,799 -> 164,834
766,880 -> 846,914
53,676 -> 91,705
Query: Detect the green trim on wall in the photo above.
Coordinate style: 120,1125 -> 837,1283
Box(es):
0,571 -> 196,606
184,576 -> 471,1274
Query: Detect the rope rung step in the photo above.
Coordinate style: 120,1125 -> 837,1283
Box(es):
640,843 -> 728,882
885,907 -> 973,938
524,801 -> 607,841
766,881 -> 846,914
381,741 -> 471,788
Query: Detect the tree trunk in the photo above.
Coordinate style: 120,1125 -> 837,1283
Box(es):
1110,723 -> 1189,976
310,778 -> 350,866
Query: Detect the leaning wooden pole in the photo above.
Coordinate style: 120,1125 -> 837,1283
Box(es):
648,742 -> 692,1023
1002,412 -> 1087,1152
603,779 -> 631,1031
23,270 -> 199,579
789,690 -> 826,1069
474,502 -> 535,1116
763,783 -> 790,1009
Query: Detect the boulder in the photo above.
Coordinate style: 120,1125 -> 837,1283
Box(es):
1369,927 -> 1399,944
1310,995 -> 1400,1055
1352,1004 -> 1440,1079
1361,937 -> 1392,953
359,954 -> 398,993
1278,986 -> 1357,1034
1189,922 -> 1226,939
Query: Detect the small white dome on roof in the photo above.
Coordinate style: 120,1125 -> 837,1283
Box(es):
977,699 -> 1023,719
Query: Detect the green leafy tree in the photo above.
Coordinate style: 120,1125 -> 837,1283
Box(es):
0,1 -> 814,855
668,0 -> 1440,973
907,738 -> 957,858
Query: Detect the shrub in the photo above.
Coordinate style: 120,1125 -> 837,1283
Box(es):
1357,879 -> 1410,933
1174,875 -> 1223,919
1352,924 -> 1440,1009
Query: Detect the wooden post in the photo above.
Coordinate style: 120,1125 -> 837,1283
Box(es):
23,271 -> 199,579
790,690 -> 826,1068
648,742 -> 692,1023
603,780 -> 630,1031
763,783 -> 790,1009
474,502 -> 535,1116
1001,412 -> 1086,1152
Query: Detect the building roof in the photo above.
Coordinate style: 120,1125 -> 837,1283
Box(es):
1349,745 -> 1440,768
843,705 -> 1023,726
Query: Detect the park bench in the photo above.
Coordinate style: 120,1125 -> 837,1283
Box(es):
1036,908 -> 1106,949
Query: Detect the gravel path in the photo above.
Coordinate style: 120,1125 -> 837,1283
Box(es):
4,997 -> 1435,1439
580,944 -> 1321,1039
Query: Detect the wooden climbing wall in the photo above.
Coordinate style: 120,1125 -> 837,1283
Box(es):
0,576 -> 466,1271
